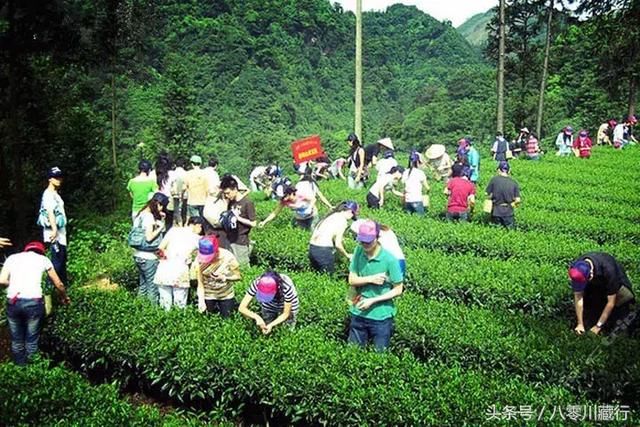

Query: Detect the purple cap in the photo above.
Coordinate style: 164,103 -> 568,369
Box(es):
197,237 -> 218,265
356,220 -> 379,244
568,261 -> 591,292
256,274 -> 278,303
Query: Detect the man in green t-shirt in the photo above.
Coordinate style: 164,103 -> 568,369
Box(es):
347,220 -> 403,351
127,160 -> 157,222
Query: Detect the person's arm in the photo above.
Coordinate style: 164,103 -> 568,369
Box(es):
591,294 -> 617,335
316,189 -> 332,209
355,149 -> 365,181
0,263 -> 9,286
263,302 -> 292,334
259,204 -> 284,227
574,292 -> 585,334
224,258 -> 242,282
422,178 -> 430,193
238,293 -> 266,330
468,194 -> 476,207
46,202 -> 58,242
511,196 -> 521,208
348,271 -> 386,287
334,228 -> 351,260
356,283 -> 403,311
196,264 -> 206,312
145,218 -> 164,242
46,267 -> 70,304
0,237 -> 11,248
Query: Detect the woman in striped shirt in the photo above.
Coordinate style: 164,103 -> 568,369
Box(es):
239,271 -> 299,335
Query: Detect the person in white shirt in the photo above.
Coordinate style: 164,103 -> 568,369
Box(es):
38,166 -> 69,287
308,201 -> 360,273
375,150 -> 398,175
204,157 -> 221,198
0,241 -> 69,365
401,151 -> 429,216
366,166 -> 403,209
154,217 -> 203,310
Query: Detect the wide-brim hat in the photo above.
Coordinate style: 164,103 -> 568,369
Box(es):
425,144 -> 446,160
377,137 -> 394,150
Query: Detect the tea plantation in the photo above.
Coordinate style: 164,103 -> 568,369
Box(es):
2,147 -> 639,426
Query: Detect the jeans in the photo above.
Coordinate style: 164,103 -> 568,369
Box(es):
47,242 -> 68,287
7,299 -> 45,365
446,211 -> 469,222
348,174 -> 364,190
261,306 -> 297,327
134,257 -> 160,305
187,204 -> 204,220
294,215 -> 318,230
348,315 -> 394,351
204,298 -> 237,318
158,286 -> 189,310
404,202 -> 425,216
173,197 -> 188,226
309,245 -> 335,274
491,215 -> 515,229
230,243 -> 251,266
366,192 -> 380,209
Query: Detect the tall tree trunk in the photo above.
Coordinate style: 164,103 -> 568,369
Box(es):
111,73 -> 118,171
628,74 -> 637,117
497,0 -> 506,134
536,0 -> 554,138
5,0 -> 27,242
355,0 -> 363,140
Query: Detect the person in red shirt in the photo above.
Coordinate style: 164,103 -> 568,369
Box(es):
572,130 -> 593,158
444,164 -> 476,221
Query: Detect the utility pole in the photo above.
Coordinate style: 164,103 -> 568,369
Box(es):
355,0 -> 363,140
536,0 -> 553,138
497,0 -> 505,134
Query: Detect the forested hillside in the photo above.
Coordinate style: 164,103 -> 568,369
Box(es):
457,10 -> 492,47
1,0 -> 638,239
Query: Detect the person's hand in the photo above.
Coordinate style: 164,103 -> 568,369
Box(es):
590,325 -> 602,335
574,324 -> 585,335
368,273 -> 387,285
0,237 -> 12,248
255,317 -> 266,330
198,299 -> 207,313
346,253 -> 353,261
356,298 -> 375,311
258,221 -> 266,228
262,324 -> 273,335
212,273 -> 226,282
49,231 -> 58,242
60,295 -> 71,305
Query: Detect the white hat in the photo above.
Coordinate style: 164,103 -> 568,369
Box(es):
350,219 -> 366,235
520,127 -> 529,133
377,137 -> 394,150
425,144 -> 446,160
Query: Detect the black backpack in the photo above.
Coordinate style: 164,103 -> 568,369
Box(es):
219,210 -> 238,233
272,176 -> 292,200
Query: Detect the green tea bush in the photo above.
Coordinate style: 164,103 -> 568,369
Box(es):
0,359 -> 199,426
44,288 -> 582,426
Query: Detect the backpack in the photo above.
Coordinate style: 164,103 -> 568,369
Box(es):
219,209 -> 238,233
128,215 -> 163,252
271,177 -> 292,200
36,205 -> 67,229
203,196 -> 227,228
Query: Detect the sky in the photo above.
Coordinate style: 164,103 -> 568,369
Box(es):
336,0 -> 498,27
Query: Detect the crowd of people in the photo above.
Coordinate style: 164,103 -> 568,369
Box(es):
0,118 -> 637,364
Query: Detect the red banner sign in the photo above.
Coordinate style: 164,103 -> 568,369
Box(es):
291,135 -> 325,165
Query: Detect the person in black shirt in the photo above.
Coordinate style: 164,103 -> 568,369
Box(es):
485,161 -> 521,229
569,252 -> 636,335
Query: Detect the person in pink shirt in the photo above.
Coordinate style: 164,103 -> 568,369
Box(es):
572,130 -> 593,158
444,164 -> 476,222
259,186 -> 318,230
